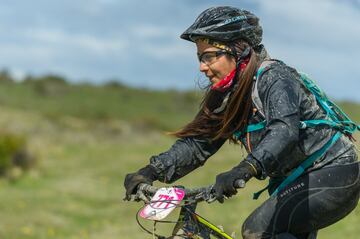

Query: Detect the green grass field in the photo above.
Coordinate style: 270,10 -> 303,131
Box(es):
0,81 -> 359,238
0,107 -> 358,239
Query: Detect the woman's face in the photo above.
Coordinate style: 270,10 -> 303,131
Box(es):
196,41 -> 236,85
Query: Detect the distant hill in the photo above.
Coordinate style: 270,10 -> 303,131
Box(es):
0,77 -> 359,132
0,78 -> 201,131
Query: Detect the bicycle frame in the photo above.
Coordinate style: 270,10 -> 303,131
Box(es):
172,202 -> 234,239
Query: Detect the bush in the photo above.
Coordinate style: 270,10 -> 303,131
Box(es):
32,74 -> 69,96
103,80 -> 127,89
0,132 -> 35,177
22,75 -> 36,84
0,69 -> 14,83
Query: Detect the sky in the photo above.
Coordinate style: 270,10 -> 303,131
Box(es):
0,0 -> 359,101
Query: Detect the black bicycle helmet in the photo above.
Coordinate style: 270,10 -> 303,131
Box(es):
180,6 -> 262,47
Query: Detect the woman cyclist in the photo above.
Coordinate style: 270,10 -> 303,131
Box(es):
124,6 -> 360,239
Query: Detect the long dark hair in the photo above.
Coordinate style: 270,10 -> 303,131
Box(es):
171,41 -> 259,143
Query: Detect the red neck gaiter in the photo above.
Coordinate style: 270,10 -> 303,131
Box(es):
211,57 -> 250,92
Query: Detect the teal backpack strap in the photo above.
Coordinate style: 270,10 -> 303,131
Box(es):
234,120 -> 266,140
248,121 -> 267,132
300,119 -> 342,129
256,65 -> 267,79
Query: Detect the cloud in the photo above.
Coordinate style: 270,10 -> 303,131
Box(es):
128,24 -> 194,60
250,0 -> 360,101
23,28 -> 128,54
0,0 -> 358,101
258,0 -> 360,48
130,24 -> 179,39
140,42 -> 194,60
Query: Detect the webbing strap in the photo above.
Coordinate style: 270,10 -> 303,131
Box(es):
247,121 -> 267,132
240,119 -> 347,138
300,119 -> 341,129
234,120 -> 266,140
270,131 -> 342,197
237,118 -> 346,139
256,66 -> 266,80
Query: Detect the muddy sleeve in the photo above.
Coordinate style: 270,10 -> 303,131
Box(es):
249,66 -> 301,177
149,137 -> 226,183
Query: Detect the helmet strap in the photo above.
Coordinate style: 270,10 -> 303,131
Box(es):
232,46 -> 251,84
236,47 -> 251,62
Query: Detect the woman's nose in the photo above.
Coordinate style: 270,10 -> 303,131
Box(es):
199,62 -> 209,72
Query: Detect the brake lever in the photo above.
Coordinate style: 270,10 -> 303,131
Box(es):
203,185 -> 217,204
206,195 -> 218,203
203,185 -> 237,203
125,189 -> 152,203
136,190 -> 150,203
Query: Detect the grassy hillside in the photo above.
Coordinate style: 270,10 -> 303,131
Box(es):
0,79 -> 359,238
0,79 -> 359,132
0,80 -> 202,132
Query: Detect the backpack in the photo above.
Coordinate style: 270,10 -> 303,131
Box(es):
234,60 -> 360,199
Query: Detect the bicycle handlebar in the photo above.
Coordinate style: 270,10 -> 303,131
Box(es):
135,179 -> 246,203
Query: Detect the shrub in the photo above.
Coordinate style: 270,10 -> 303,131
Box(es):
103,80 -> 127,89
0,132 -> 35,177
22,75 -> 36,84
32,74 -> 69,96
0,69 -> 14,84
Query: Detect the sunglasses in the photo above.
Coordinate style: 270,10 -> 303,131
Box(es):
197,50 -> 233,65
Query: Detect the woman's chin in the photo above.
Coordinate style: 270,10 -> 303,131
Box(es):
210,78 -> 220,84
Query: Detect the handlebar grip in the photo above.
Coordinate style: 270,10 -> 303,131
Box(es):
137,183 -> 158,194
234,179 -> 246,189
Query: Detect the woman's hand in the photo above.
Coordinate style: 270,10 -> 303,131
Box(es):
124,165 -> 158,201
214,161 -> 256,203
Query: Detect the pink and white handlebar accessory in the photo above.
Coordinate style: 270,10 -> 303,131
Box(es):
139,187 -> 185,221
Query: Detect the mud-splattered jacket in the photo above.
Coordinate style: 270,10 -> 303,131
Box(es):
149,53 -> 357,183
